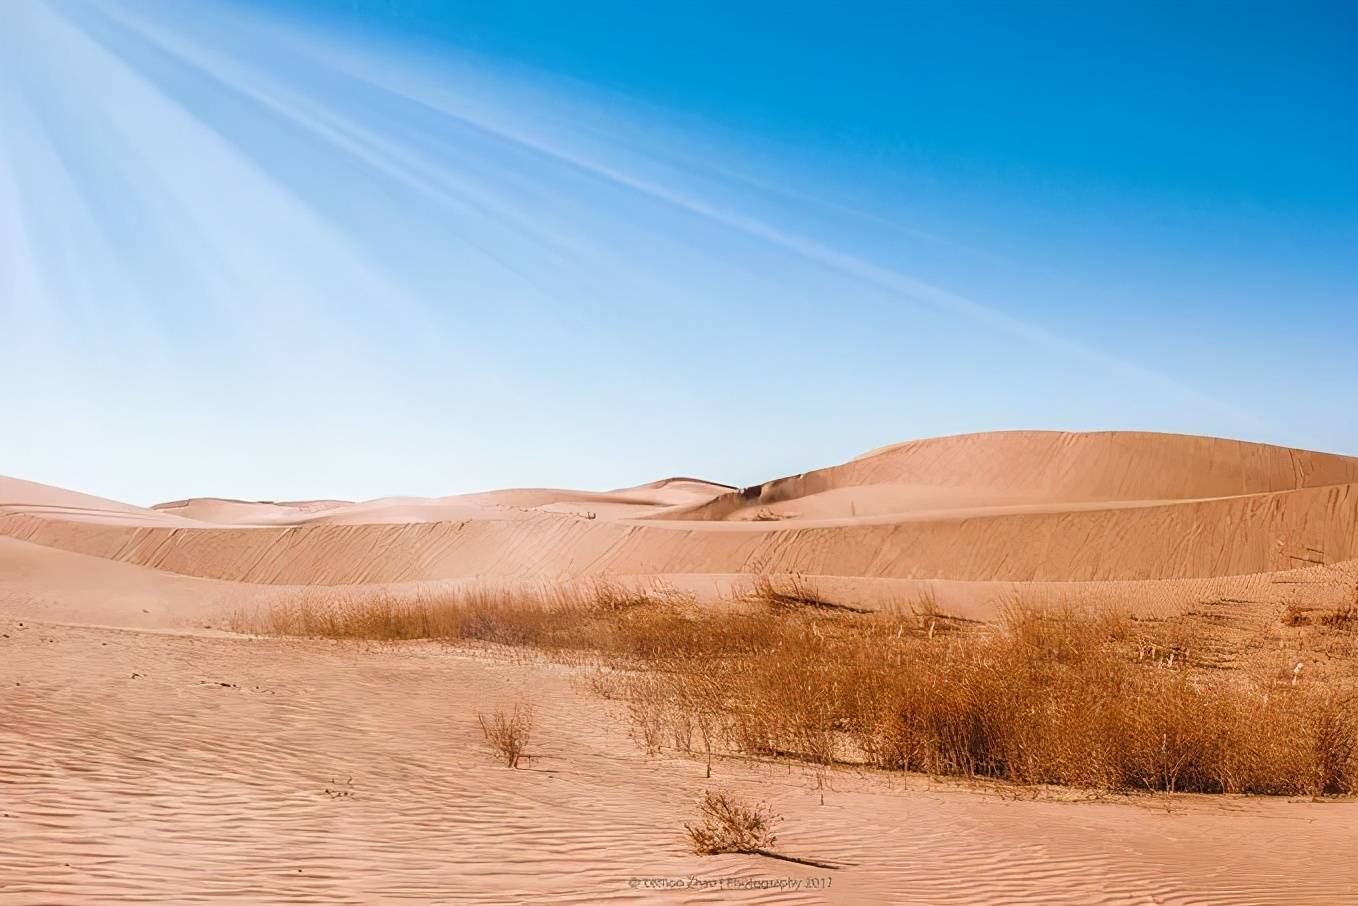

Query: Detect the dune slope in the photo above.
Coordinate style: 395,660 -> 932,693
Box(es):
3,433 -> 1357,592
0,434 -> 1352,605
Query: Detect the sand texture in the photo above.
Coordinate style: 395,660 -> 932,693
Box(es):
3,430 -> 1356,903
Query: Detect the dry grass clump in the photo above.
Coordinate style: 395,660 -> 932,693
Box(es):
231,580 -> 675,652
614,601 -> 1358,795
1285,576 -> 1358,632
236,582 -> 1358,795
1283,602 -> 1314,627
685,790 -> 780,855
477,704 -> 534,768
747,573 -> 868,613
1282,602 -> 1357,630
1320,603 -> 1358,631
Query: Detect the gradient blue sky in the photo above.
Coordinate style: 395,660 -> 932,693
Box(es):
2,0 -> 1355,504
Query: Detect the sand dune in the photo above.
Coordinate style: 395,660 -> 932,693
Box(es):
663,430 -> 1358,520
3,433 -> 1356,597
0,475 -> 200,526
5,430 -> 1358,903
149,478 -> 732,526
152,497 -> 355,525
4,483 -> 1356,588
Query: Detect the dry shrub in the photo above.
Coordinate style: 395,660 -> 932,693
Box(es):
477,704 -> 534,768
232,580 -> 682,652
237,582 -> 1358,795
1283,603 -> 1314,627
621,671 -> 670,755
685,790 -> 780,855
906,587 -> 946,637
748,573 -> 867,613
1285,578 -> 1358,632
1320,604 -> 1358,632
618,602 -> 1358,795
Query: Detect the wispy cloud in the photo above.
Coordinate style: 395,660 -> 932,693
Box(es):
101,0 -> 1256,422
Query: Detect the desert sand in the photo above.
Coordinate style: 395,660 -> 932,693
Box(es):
3,430 -> 1357,903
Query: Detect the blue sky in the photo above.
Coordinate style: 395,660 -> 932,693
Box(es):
1,0 -> 1354,504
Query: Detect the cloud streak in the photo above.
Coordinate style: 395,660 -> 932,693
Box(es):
0,0 -> 1265,502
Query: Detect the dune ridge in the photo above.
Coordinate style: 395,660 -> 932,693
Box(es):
663,430 -> 1358,521
3,432 -> 1357,592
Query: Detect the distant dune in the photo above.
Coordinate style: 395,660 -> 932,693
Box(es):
665,430 -> 1358,519
5,430 -> 1358,579
3,431 -> 1357,625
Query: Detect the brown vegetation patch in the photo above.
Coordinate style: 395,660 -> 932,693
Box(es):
234,582 -> 1358,796
685,790 -> 780,855
477,704 -> 534,768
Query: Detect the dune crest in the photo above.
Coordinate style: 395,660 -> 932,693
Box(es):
662,430 -> 1358,521
3,431 -> 1356,601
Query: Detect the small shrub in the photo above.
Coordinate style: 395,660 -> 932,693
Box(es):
1283,603 -> 1313,627
685,790 -> 780,855
478,704 -> 534,768
748,573 -> 866,613
1320,604 -> 1358,632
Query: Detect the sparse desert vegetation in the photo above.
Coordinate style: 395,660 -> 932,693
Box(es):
685,790 -> 781,856
9,430 -> 1358,902
477,703 -> 534,768
235,577 -> 1358,796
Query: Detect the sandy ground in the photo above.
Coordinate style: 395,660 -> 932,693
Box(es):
4,430 -> 1358,903
4,621 -> 1356,905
